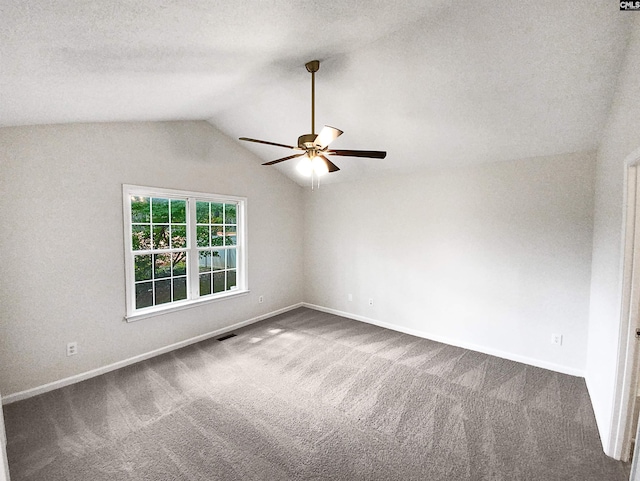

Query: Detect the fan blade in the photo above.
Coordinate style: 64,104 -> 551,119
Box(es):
262,153 -> 305,166
318,155 -> 340,173
327,149 -> 387,159
313,126 -> 343,148
239,137 -> 297,150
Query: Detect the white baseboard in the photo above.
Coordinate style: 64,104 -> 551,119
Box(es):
303,303 -> 586,378
2,303 -> 303,405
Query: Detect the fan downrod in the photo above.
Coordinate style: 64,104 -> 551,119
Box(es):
306,60 -> 320,134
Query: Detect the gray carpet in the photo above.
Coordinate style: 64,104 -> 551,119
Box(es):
4,307 -> 629,480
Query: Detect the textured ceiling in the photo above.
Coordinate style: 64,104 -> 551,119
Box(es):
0,1 -> 632,185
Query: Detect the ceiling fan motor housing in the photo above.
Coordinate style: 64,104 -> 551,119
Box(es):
298,134 -> 317,149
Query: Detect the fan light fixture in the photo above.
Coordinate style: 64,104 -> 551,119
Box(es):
297,152 -> 329,177
239,60 -> 387,189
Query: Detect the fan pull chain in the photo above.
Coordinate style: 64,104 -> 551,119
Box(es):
309,169 -> 321,190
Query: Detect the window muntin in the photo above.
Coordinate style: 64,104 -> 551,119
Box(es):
123,186 -> 247,319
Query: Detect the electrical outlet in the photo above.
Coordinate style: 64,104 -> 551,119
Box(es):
551,334 -> 563,346
67,342 -> 78,356
348,294 -> 353,302
258,295 -> 264,304
368,298 -> 374,306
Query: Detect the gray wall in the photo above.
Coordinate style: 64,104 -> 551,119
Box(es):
0,121 -> 304,396
304,151 -> 596,375
586,16 -> 640,456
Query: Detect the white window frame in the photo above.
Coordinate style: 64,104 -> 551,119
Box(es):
123,184 -> 248,321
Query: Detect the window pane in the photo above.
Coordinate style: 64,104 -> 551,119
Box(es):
211,250 -> 225,271
153,225 -> 170,249
226,249 -> 236,269
173,277 -> 187,301
154,253 -> 172,278
171,225 -> 187,248
225,226 -> 236,246
155,279 -> 171,305
211,228 -> 224,246
135,282 -> 153,309
227,270 -> 237,289
131,197 -> 150,223
132,225 -> 151,250
197,226 -> 209,247
170,199 -> 186,223
213,271 -> 225,293
134,255 -> 152,281
199,251 -> 211,272
173,252 -> 187,276
211,203 -> 223,224
152,198 -> 170,223
225,204 -> 236,224
196,201 -> 209,224
200,273 -> 211,296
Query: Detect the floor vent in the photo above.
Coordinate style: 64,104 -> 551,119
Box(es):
217,333 -> 237,341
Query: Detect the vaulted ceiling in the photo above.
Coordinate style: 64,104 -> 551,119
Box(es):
0,1 -> 632,185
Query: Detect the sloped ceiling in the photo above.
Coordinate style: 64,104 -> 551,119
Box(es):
0,1 -> 632,185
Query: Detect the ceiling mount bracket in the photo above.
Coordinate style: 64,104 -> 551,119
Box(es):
305,60 -> 320,73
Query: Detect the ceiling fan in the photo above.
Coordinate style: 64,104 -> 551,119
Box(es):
239,60 -> 386,178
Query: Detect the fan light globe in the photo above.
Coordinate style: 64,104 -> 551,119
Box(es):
296,157 -> 313,176
297,154 -> 329,177
312,156 -> 329,176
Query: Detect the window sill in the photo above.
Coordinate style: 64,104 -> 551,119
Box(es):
125,289 -> 250,322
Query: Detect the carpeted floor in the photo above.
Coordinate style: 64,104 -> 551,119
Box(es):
3,307 -> 630,480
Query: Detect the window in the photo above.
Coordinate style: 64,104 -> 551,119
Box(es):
123,185 -> 247,320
